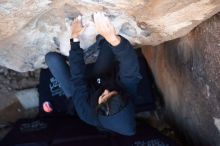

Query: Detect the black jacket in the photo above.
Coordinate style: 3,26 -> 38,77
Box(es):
68,36 -> 142,136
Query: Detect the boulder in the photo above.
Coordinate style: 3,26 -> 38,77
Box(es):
0,0 -> 219,71
0,89 -> 38,123
0,89 -> 38,140
15,88 -> 39,110
142,12 -> 220,146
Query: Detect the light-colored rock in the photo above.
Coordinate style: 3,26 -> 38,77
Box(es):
142,13 -> 220,146
214,117 -> 220,133
0,0 -> 219,72
15,88 -> 39,109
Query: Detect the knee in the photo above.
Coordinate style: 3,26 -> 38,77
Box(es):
45,52 -> 60,65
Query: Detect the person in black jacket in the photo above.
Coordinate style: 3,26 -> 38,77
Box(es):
45,12 -> 142,136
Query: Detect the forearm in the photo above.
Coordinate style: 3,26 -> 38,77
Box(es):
71,85 -> 99,126
110,36 -> 141,78
69,41 -> 85,85
68,41 -> 99,126
109,36 -> 142,95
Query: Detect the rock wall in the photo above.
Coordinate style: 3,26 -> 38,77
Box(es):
0,0 -> 219,72
142,13 -> 220,146
0,1 -> 220,145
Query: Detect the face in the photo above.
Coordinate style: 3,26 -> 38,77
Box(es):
98,89 -> 118,104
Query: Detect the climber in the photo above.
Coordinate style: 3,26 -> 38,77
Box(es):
45,12 -> 142,136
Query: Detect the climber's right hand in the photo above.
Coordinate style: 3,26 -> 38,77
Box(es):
71,16 -> 85,39
93,12 -> 121,46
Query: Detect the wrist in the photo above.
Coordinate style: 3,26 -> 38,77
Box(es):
71,33 -> 79,39
108,35 -> 121,46
70,38 -> 80,43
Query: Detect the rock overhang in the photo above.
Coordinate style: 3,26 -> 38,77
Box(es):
0,0 -> 219,72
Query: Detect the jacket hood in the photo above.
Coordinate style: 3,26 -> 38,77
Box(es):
98,101 -> 136,136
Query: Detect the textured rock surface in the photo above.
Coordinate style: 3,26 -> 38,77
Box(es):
0,66 -> 40,140
142,13 -> 220,146
0,89 -> 38,140
0,0 -> 220,72
15,88 -> 39,110
0,66 -> 39,138
0,66 -> 39,91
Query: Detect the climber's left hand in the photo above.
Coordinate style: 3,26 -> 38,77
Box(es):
94,12 -> 121,46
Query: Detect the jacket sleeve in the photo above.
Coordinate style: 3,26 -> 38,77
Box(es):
109,36 -> 142,96
68,41 -> 99,127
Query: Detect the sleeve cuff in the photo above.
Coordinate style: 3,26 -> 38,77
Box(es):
108,36 -> 129,52
70,39 -> 80,50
